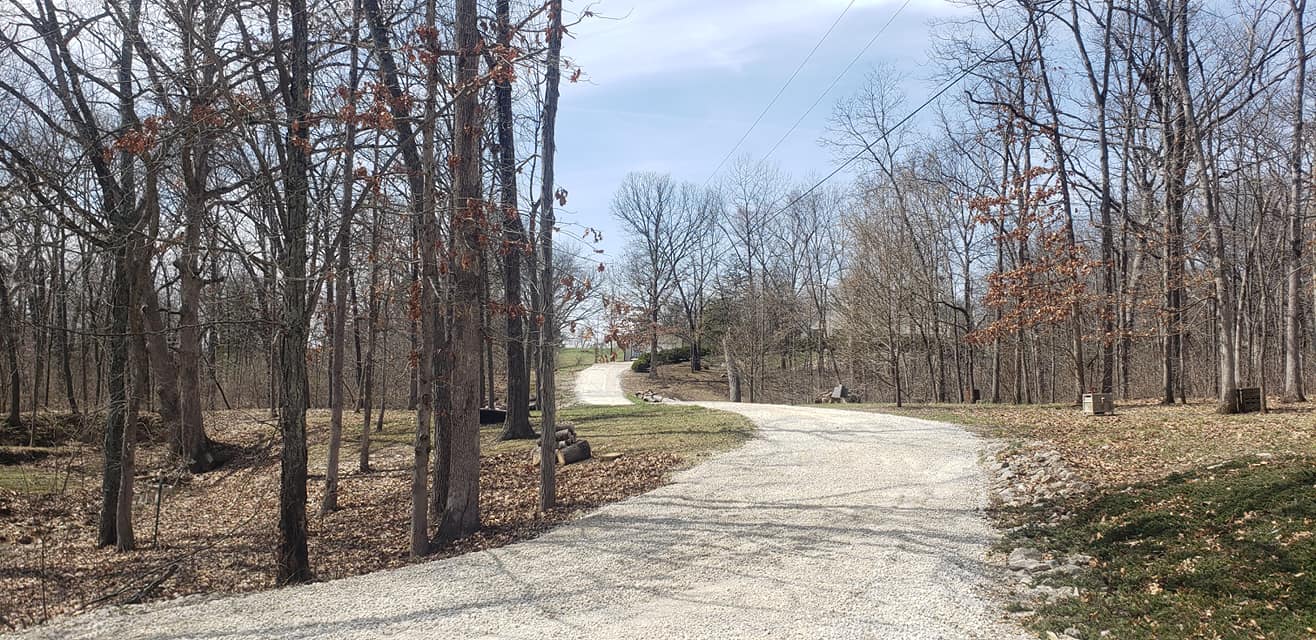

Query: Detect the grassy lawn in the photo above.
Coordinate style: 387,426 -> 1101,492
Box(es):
335,402 -> 753,466
555,347 -> 622,375
846,398 -> 1316,639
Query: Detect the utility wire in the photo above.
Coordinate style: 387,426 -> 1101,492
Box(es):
701,0 -> 859,187
764,19 -> 1032,219
757,0 -> 914,165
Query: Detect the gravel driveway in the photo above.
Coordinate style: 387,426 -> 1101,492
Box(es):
571,361 -> 632,405
11,365 -> 1026,639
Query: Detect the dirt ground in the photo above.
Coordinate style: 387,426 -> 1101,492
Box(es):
839,398 -> 1316,487
0,409 -> 692,631
620,361 -> 730,402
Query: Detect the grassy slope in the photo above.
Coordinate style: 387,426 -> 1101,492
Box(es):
1015,458 -> 1315,639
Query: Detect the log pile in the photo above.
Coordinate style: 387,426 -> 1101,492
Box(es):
635,390 -> 666,403
814,384 -> 861,404
532,422 -> 592,465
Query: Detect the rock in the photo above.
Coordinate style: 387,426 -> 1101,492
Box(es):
1037,563 -> 1083,579
1008,547 -> 1043,570
1064,627 -> 1083,639
1021,584 -> 1079,603
1068,553 -> 1094,566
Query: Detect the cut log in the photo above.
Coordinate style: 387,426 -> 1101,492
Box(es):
561,439 -> 591,465
597,452 -> 622,462
554,429 -> 575,441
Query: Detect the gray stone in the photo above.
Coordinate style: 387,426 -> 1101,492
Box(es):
1007,547 -> 1043,570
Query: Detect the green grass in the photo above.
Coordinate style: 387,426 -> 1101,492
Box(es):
0,466 -> 59,493
545,403 -> 754,462
1009,457 -> 1316,639
336,403 -> 754,465
555,347 -> 621,375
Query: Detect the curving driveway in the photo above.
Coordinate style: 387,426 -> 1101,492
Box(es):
571,361 -> 633,406
12,364 -> 1026,640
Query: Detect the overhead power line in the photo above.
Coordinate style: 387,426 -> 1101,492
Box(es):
700,0 -> 859,187
757,0 -> 914,165
764,20 -> 1032,219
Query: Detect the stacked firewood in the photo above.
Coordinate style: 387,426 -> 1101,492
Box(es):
635,390 -> 666,403
532,422 -> 591,465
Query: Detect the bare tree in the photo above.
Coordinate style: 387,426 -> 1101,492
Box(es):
612,172 -> 699,378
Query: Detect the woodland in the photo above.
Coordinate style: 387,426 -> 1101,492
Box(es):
0,0 -> 1314,629
614,0 -> 1316,415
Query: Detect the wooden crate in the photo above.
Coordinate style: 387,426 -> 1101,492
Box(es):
1083,393 -> 1114,416
1236,387 -> 1262,413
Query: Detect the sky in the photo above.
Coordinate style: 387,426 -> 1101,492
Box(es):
550,0 -> 971,265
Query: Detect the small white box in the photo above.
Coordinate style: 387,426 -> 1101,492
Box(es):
1083,393 -> 1114,416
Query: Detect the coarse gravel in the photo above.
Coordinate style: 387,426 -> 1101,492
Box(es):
9,364 -> 1028,639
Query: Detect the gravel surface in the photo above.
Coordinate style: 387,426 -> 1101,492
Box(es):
571,361 -> 633,406
11,366 -> 1027,639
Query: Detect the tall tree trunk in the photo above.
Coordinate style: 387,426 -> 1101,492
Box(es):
55,235 -> 79,415
536,0 -> 564,512
0,263 -> 20,428
1158,0 -> 1239,412
648,300 -> 659,379
118,257 -> 152,552
322,5 -> 361,512
438,0 -> 485,539
1027,8 -> 1086,404
361,0 -> 438,555
360,205 -> 381,472
1283,0 -> 1308,402
99,252 -> 130,548
724,335 -> 742,402
275,0 -> 314,584
98,0 -> 143,548
177,184 -> 212,470
494,0 -> 533,440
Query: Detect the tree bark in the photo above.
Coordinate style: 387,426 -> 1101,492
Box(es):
322,3 -> 362,513
494,0 -> 534,440
361,0 -> 439,555
275,0 -> 314,584
437,0 -> 484,540
724,335 -> 742,402
0,263 -> 20,428
1283,0 -> 1308,402
535,0 -> 564,513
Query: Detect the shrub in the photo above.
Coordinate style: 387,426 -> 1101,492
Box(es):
629,345 -> 711,372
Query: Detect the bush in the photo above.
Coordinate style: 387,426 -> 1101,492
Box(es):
629,345 -> 711,373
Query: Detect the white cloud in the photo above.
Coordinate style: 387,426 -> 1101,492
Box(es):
564,0 -> 953,86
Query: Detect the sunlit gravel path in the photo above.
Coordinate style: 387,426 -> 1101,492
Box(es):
11,365 -> 1026,640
